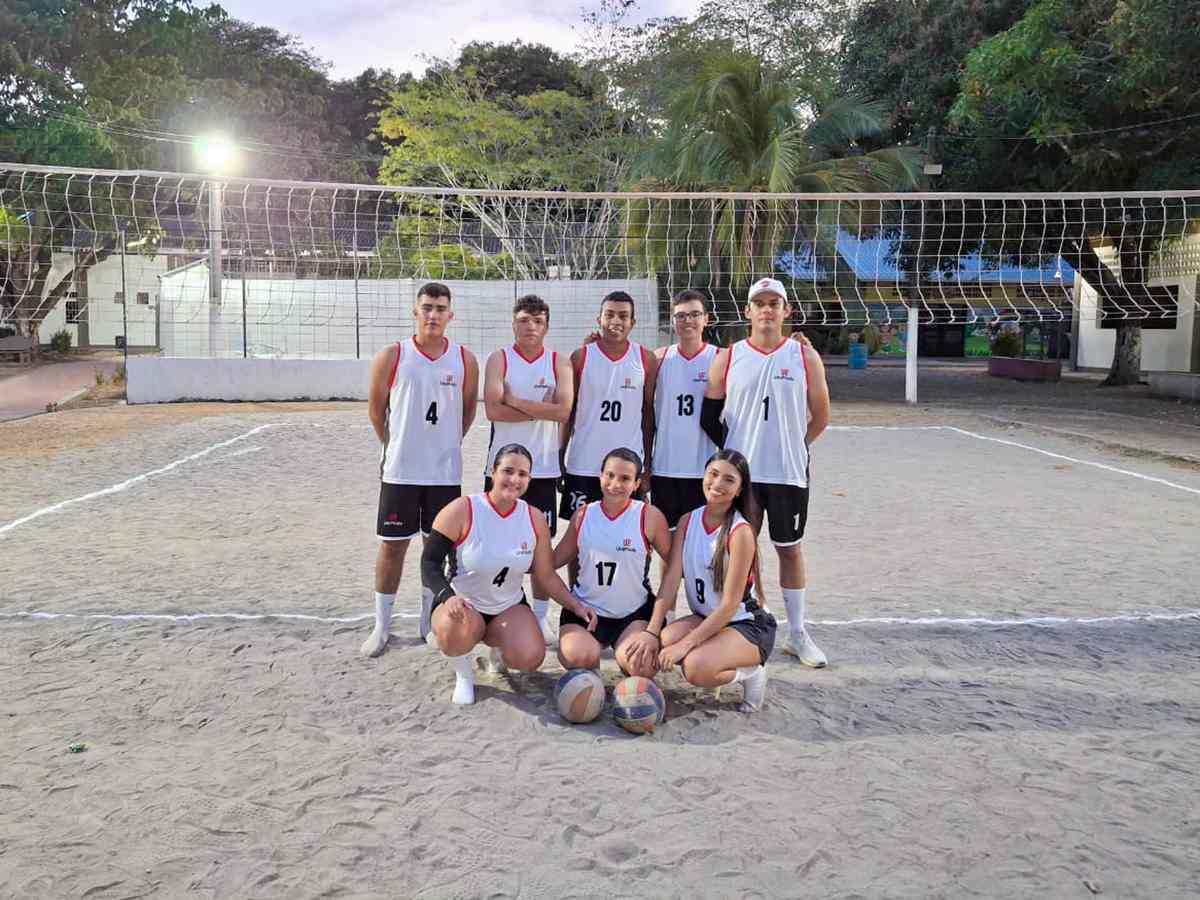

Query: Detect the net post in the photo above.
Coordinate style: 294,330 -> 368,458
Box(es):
906,305 -> 919,404
208,181 -> 223,357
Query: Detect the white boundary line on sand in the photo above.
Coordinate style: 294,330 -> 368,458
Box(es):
0,424 -> 277,538
832,424 -> 1200,497
2,609 -> 1197,628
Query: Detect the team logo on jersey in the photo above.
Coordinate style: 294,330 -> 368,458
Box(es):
517,540 -> 533,556
693,372 -> 708,383
617,537 -> 639,553
774,367 -> 795,382
536,377 -> 548,387
441,374 -> 457,386
620,376 -> 639,391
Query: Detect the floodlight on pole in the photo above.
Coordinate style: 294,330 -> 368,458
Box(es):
194,134 -> 235,357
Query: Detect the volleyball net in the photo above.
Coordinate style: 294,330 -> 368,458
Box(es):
3,162 -> 1199,360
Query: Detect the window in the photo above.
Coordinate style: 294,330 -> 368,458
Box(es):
64,292 -> 86,321
114,291 -> 125,305
136,292 -> 150,305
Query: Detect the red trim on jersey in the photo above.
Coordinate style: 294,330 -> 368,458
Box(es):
512,344 -> 545,365
500,347 -> 508,378
639,502 -> 650,552
721,345 -> 734,396
412,335 -> 449,362
527,502 -> 537,535
485,492 -> 518,519
701,508 -> 723,535
639,343 -> 651,374
726,520 -> 751,549
575,502 -> 588,537
746,336 -> 788,356
455,497 -> 474,547
600,497 -> 633,521
551,351 -> 558,387
387,341 -> 402,389
459,343 -> 466,372
677,342 -> 708,361
596,340 -> 631,363
798,341 -> 810,389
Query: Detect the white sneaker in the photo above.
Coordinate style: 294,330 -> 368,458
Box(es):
419,594 -> 433,641
359,626 -> 389,658
738,666 -> 768,712
783,629 -> 827,668
452,673 -> 476,705
538,615 -> 556,646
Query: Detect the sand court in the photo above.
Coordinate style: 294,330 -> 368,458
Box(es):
2,402 -> 1199,897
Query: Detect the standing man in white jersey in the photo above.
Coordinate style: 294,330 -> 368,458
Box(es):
652,289 -> 718,530
560,290 -> 658,522
360,282 -> 480,657
483,294 -> 574,639
701,277 -> 831,667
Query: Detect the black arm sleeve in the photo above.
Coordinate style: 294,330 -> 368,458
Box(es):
420,529 -> 457,605
700,395 -> 726,448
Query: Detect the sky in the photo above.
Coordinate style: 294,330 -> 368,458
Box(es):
217,0 -> 700,79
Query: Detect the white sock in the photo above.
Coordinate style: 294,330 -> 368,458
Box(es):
782,588 -> 807,637
447,653 -> 476,705
734,665 -> 767,711
419,587 -> 434,639
532,599 -> 549,623
360,592 -> 397,657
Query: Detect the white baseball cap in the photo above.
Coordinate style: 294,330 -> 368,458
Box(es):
747,277 -> 788,302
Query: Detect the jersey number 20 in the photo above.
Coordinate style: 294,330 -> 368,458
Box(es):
600,400 -> 622,422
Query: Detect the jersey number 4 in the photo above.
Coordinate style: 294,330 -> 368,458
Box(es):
425,401 -> 438,425
600,399 -> 622,422
492,566 -> 509,587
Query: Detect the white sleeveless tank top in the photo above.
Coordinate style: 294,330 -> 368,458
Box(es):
571,499 -> 653,618
564,342 -> 646,477
652,343 -> 718,478
722,338 -> 810,486
381,336 -> 465,486
486,345 -> 560,478
450,494 -> 537,614
681,507 -> 756,623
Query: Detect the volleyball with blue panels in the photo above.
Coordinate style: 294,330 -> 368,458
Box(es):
612,676 -> 666,734
556,668 -> 606,724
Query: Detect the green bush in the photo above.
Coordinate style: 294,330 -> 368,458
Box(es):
114,364 -> 127,384
991,331 -> 1023,358
49,329 -> 72,353
861,323 -> 882,354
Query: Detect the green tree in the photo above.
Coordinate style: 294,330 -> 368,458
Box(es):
947,0 -> 1200,383
626,53 -> 923,294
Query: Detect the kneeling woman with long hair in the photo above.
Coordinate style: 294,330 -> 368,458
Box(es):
552,448 -> 672,678
639,449 -> 777,711
422,444 -> 597,705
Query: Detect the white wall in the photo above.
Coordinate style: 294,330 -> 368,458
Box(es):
1074,247 -> 1197,372
157,267 -> 662,363
37,251 -> 168,348
128,357 -> 371,403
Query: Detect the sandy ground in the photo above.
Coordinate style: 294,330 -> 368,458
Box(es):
2,379 -> 1199,898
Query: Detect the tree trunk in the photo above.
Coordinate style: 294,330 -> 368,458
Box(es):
1101,322 -> 1142,386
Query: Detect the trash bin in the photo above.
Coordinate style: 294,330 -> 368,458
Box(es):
848,342 -> 868,369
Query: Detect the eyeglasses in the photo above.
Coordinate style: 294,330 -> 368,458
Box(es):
673,311 -> 705,321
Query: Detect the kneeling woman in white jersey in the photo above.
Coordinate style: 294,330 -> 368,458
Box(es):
640,449 -> 777,711
552,448 -> 672,678
423,444 -> 598,705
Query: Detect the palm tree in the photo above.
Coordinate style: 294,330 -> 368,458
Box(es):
625,53 -> 924,293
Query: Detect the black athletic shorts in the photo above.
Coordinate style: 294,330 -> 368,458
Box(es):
750,481 -> 809,546
559,594 -> 655,649
559,472 -> 602,521
651,475 -> 706,530
431,594 -> 530,626
377,482 -> 460,540
485,475 -> 557,535
729,606 -> 777,665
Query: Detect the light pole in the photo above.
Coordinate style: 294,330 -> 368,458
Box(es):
194,134 -> 237,357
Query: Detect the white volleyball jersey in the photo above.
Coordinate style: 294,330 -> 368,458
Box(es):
722,338 -> 810,487
681,507 -> 756,623
450,494 -> 537,615
486,345 -> 561,478
564,342 -> 646,477
381,337 -> 465,486
571,499 -> 653,618
652,343 -> 718,478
